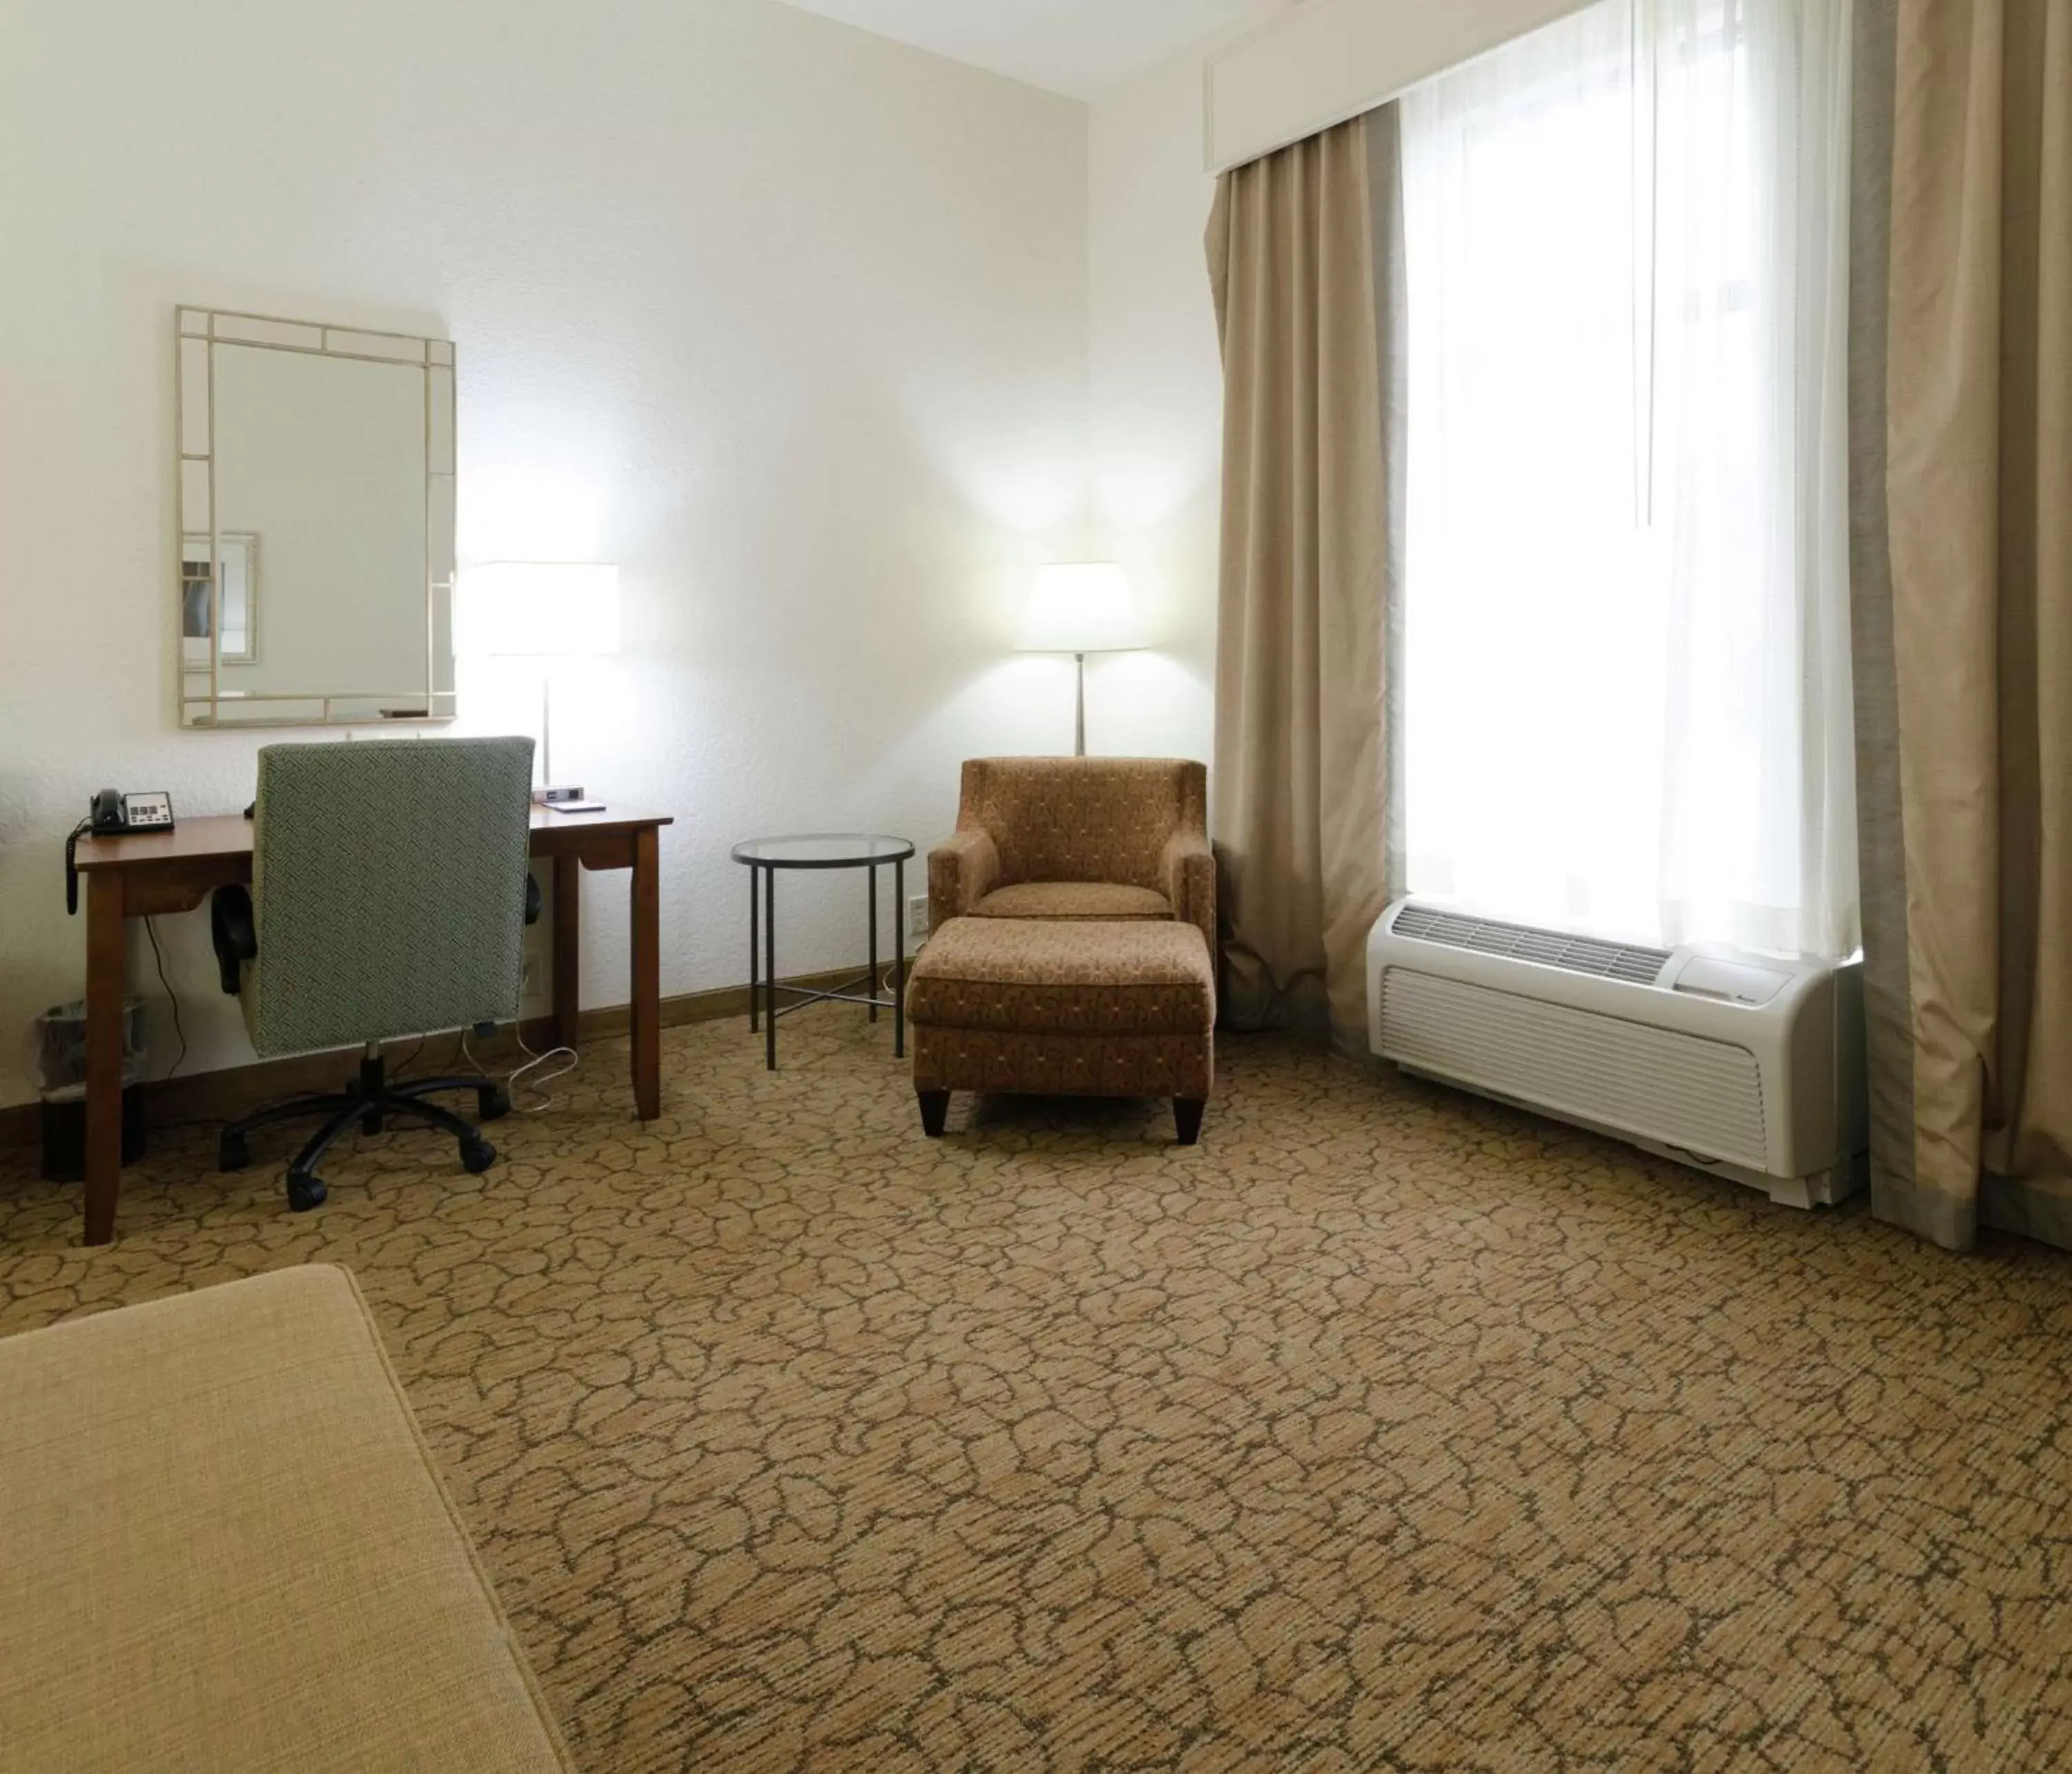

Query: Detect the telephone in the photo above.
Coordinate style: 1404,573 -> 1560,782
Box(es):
66,790 -> 177,913
92,788 -> 175,836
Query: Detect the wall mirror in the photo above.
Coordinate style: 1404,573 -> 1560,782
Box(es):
176,305 -> 456,728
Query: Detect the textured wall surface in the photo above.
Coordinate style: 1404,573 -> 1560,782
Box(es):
0,0 -> 1100,1105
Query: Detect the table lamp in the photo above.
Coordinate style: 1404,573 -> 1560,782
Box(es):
1017,563 -> 1147,756
460,562 -> 620,800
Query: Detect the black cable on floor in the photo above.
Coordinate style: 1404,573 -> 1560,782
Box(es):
388,1033 -> 428,1082
144,916 -> 188,1080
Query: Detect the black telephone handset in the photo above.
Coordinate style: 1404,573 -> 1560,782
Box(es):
66,790 -> 177,914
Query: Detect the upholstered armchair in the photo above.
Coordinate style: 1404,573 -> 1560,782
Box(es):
928,757 -> 1215,955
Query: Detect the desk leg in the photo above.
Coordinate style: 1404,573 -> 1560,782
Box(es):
630,827 -> 662,1120
553,855 -> 581,1054
84,873 -> 127,1246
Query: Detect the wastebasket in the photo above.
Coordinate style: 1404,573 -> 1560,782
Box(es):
33,999 -> 146,1182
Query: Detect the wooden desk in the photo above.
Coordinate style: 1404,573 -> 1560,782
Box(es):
72,805 -> 672,1246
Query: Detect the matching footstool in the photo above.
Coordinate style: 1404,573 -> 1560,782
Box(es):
908,916 -> 1215,1143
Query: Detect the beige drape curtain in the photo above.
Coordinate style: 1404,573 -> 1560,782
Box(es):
1205,113 -> 1402,1047
1863,0 -> 2072,1248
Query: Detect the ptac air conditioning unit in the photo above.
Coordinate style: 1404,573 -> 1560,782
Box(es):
1367,900 -> 1867,1208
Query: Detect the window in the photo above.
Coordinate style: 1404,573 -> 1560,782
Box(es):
1400,0 -> 1857,958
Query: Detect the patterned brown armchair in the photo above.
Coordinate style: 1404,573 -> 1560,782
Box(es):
928,757 -> 1214,954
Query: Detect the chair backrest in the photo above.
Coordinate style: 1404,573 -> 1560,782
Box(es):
958,757 -> 1207,890
245,736 -> 536,1056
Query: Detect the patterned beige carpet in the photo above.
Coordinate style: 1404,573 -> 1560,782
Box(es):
4,1013 -> 2071,1771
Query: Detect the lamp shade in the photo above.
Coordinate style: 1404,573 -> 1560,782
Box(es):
459,562 -> 621,657
1017,563 -> 1147,654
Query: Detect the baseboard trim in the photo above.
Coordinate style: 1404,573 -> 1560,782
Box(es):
0,961 -> 893,1152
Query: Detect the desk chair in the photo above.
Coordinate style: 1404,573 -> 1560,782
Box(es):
209,736 -> 538,1212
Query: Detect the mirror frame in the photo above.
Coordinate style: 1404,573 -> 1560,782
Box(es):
175,305 -> 457,729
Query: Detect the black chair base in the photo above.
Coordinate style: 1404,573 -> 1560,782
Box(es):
218,1048 -> 508,1212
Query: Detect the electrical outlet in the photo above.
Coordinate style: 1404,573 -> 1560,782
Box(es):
908,895 -> 930,939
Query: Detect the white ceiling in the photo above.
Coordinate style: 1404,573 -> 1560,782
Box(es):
774,0 -> 1269,100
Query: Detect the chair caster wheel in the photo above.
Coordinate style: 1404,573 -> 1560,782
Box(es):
477,1085 -> 511,1122
460,1136 -> 496,1175
287,1171 -> 327,1212
219,1132 -> 251,1172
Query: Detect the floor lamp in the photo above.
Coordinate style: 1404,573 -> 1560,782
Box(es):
1017,563 -> 1147,756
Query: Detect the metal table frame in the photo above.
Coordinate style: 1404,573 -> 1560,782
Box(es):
731,834 -> 915,1070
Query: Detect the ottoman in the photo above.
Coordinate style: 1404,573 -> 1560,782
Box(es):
0,1266 -> 571,1773
908,916 -> 1215,1143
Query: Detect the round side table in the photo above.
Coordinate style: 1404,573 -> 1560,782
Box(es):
730,834 -> 916,1070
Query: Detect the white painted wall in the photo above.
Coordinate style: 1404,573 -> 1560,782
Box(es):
1205,0 -> 1595,170
0,0 -> 1091,1107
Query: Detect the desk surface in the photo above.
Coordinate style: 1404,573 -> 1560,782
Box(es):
75,805 -> 673,873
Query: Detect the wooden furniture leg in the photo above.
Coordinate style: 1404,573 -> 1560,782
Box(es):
1174,1098 -> 1205,1146
630,827 -> 661,1120
84,872 -> 127,1245
551,854 -> 581,1053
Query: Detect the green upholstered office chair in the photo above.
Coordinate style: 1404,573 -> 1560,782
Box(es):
209,736 -> 538,1212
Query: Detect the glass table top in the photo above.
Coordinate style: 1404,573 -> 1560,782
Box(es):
731,833 -> 916,867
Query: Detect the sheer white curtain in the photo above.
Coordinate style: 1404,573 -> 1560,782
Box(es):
1400,0 -> 1858,957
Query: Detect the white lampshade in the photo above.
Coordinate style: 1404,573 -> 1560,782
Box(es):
1017,563 -> 1147,654
459,562 -> 621,657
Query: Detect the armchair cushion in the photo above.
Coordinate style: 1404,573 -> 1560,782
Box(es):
972,882 -> 1171,922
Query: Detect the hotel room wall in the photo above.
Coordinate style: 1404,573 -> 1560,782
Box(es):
0,0 -> 1092,1106
1085,28 -> 1271,775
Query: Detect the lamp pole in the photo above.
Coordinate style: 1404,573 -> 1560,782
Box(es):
539,668 -> 555,788
1075,651 -> 1087,757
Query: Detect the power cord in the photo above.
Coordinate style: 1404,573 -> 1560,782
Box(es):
386,1033 -> 429,1083
143,916 -> 188,1080
463,1025 -> 577,1114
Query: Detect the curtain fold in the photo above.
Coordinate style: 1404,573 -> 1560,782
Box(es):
1205,113 -> 1401,1047
1864,0 -> 2072,1249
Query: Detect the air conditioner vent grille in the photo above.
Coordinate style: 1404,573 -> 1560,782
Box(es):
1391,904 -> 1671,987
1378,970 -> 1769,1169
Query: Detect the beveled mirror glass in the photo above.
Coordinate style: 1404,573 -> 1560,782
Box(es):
176,306 -> 457,728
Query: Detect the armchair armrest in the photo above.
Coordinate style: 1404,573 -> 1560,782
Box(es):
1160,830 -> 1217,957
210,885 -> 256,996
928,828 -> 1000,931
